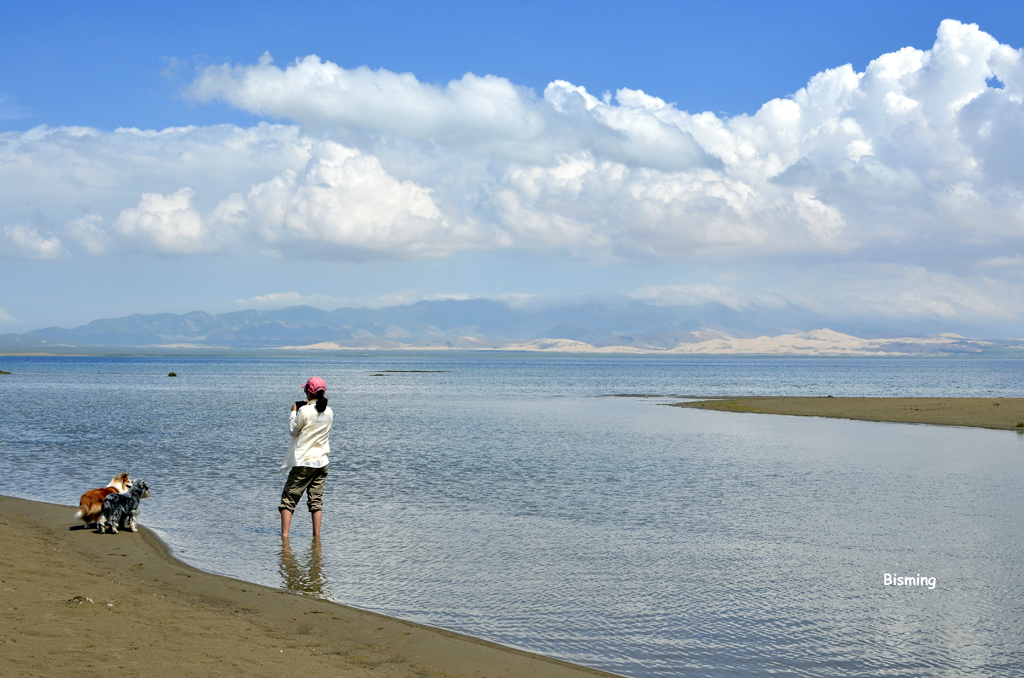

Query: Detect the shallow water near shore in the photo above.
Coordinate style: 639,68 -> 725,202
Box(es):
1,355 -> 1023,677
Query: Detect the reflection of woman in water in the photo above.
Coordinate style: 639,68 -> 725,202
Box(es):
279,377 -> 333,539
278,539 -> 329,598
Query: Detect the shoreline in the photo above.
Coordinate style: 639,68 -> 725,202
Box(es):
0,495 -> 617,678
669,396 -> 1024,430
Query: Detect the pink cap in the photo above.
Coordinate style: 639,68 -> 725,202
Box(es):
303,377 -> 327,396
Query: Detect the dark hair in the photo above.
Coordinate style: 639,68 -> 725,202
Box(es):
306,389 -> 328,414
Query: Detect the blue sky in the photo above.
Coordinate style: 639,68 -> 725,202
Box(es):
3,1 -> 1024,335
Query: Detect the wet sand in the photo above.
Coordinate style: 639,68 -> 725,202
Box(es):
0,496 -> 614,678
671,397 -> 1024,430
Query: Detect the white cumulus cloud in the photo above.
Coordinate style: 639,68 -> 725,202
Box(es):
2,20 -> 1024,325
66,213 -> 110,254
2,224 -> 63,259
182,19 -> 1024,261
188,54 -> 712,170
236,141 -> 477,258
115,187 -> 212,254
3,19 -> 1021,263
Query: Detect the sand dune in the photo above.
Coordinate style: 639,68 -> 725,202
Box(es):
277,328 -> 1010,356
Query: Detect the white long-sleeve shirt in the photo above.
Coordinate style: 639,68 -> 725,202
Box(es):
280,402 -> 333,475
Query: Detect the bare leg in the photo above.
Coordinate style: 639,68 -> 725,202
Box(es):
280,508 -> 293,538
311,510 -> 322,539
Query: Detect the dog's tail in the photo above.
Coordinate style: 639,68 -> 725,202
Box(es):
74,500 -> 100,524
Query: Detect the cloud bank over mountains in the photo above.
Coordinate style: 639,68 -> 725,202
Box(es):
2,20 -> 1024,326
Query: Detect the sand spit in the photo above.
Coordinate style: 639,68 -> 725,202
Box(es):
0,496 -> 614,678
672,397 -> 1024,430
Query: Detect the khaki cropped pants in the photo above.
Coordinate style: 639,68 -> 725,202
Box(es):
279,465 -> 328,513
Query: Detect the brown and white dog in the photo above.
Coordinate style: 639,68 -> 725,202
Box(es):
74,473 -> 131,527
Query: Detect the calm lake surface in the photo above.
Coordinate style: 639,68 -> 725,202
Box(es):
1,355 -> 1022,677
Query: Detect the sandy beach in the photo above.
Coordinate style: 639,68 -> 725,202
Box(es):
0,496 -> 614,678
671,396 -> 1024,430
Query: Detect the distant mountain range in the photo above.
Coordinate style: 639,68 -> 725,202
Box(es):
2,299 -> 1022,356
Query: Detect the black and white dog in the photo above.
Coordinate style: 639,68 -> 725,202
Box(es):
99,479 -> 151,534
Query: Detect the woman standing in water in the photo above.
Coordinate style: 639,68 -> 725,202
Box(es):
279,377 -> 333,539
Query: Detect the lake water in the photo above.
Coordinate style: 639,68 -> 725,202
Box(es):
1,355 -> 1023,677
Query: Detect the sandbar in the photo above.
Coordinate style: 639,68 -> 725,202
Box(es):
671,396 -> 1024,430
0,495 -> 615,678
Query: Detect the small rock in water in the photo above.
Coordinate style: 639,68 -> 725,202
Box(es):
168,372 -> 177,377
